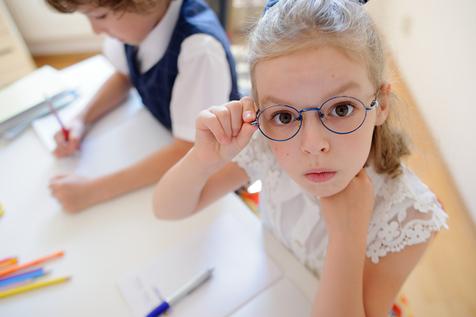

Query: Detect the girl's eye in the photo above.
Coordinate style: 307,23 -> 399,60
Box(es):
272,111 -> 295,125
330,103 -> 355,117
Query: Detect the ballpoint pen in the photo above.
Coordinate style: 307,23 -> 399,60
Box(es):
44,94 -> 70,142
146,267 -> 214,317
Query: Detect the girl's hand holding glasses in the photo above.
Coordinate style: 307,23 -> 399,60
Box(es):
193,97 -> 258,168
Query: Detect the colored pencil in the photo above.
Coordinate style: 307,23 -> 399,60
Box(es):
0,276 -> 70,299
0,251 -> 64,278
0,268 -> 47,288
0,258 -> 17,269
45,95 -> 70,141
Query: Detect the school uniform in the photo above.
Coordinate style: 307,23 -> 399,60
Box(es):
103,0 -> 240,141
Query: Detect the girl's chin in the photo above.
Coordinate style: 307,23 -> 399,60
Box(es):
301,178 -> 349,199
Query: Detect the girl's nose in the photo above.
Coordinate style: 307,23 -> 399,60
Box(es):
299,113 -> 330,155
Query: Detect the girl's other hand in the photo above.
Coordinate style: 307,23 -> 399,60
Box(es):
53,119 -> 87,158
193,96 -> 258,168
320,169 -> 375,241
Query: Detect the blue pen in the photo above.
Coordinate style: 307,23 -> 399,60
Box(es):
146,267 -> 214,317
0,268 -> 46,287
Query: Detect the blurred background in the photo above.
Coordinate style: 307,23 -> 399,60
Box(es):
1,0 -> 475,316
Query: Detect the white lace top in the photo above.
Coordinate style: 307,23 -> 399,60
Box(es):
233,135 -> 448,277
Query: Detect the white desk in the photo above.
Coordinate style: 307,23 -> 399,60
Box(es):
0,56 -> 318,316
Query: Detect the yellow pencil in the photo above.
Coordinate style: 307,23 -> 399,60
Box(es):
0,203 -> 4,217
0,276 -> 71,299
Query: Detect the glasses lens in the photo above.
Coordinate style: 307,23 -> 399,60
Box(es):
320,96 -> 366,133
258,105 -> 301,141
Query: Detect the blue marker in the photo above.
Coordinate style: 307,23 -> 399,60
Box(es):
0,268 -> 46,287
146,267 -> 214,317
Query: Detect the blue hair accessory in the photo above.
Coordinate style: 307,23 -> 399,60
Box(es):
264,0 -> 368,13
264,0 -> 279,12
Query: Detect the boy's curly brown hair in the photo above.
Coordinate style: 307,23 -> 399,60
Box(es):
46,0 -> 162,13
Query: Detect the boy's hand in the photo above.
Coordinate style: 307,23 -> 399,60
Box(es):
49,174 -> 100,212
193,96 -> 258,168
320,169 -> 375,241
53,119 -> 87,158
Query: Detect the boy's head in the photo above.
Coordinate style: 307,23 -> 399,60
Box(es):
249,0 -> 409,183
46,0 -> 174,45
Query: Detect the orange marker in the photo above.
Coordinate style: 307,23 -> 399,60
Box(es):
45,95 -> 70,141
0,257 -> 17,269
0,251 -> 64,278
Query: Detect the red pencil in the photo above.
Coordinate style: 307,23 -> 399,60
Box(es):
0,251 -> 64,278
45,95 -> 70,141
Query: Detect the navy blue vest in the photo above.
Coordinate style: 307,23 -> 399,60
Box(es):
125,0 -> 240,131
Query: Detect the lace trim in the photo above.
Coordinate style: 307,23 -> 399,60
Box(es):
366,167 -> 448,263
367,202 -> 448,264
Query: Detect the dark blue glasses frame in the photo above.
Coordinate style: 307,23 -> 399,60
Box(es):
251,95 -> 379,142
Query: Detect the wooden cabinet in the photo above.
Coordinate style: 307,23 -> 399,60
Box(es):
0,0 -> 35,88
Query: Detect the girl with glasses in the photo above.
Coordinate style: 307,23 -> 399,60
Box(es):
153,0 -> 448,316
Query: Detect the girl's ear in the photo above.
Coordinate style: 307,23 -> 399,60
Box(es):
375,83 -> 391,126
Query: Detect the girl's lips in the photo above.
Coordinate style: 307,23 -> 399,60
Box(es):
304,170 -> 336,183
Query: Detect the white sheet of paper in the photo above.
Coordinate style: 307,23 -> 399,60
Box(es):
117,211 -> 283,317
31,55 -> 117,152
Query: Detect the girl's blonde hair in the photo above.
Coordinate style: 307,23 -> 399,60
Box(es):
248,0 -> 410,177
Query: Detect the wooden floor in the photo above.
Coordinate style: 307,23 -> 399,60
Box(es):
33,53 -> 99,70
390,63 -> 476,317
32,53 -> 476,317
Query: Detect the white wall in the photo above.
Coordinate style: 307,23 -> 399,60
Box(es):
4,0 -> 102,54
366,0 -> 476,223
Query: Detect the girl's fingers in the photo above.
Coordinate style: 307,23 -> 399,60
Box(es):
200,110 -> 229,144
227,97 -> 256,137
236,120 -> 258,146
228,100 -> 246,137
240,96 -> 257,123
209,106 -> 232,143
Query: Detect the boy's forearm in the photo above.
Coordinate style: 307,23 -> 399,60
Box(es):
90,140 -> 193,207
312,234 -> 367,317
78,71 -> 131,125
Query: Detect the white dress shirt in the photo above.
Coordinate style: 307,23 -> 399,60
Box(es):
102,0 -> 232,142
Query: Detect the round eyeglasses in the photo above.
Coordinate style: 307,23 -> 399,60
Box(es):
251,95 -> 379,142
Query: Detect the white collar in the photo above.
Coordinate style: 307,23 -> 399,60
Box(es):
137,0 -> 183,73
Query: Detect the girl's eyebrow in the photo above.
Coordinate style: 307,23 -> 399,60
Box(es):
325,81 -> 361,98
259,95 -> 291,106
259,81 -> 362,106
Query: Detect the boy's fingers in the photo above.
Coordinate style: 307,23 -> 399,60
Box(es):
54,132 -> 63,144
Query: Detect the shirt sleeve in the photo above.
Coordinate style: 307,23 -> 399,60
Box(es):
366,167 -> 449,263
102,37 -> 129,75
170,33 -> 232,142
232,134 -> 270,185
